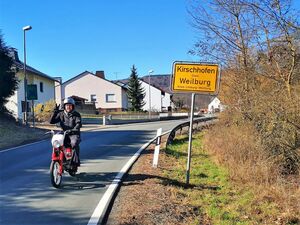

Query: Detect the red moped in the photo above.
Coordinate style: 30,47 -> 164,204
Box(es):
48,130 -> 79,188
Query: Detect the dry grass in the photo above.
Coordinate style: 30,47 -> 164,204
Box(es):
108,141 -> 208,225
0,117 -> 47,149
204,119 -> 300,224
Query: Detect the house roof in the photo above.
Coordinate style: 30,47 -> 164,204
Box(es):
113,81 -> 128,89
70,95 -> 88,101
14,59 -> 57,82
9,49 -> 57,82
113,78 -> 167,93
140,74 -> 173,94
62,71 -> 91,85
139,77 -> 168,93
63,71 -> 127,90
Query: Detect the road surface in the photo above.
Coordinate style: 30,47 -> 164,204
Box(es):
0,119 -> 187,225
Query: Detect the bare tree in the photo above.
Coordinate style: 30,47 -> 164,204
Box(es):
188,0 -> 300,174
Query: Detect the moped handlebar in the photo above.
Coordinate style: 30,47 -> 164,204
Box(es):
45,130 -> 55,136
45,130 -> 76,138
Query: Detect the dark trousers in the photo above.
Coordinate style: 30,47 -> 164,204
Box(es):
64,135 -> 81,161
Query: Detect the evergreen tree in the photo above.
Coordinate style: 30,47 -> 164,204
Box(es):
127,65 -> 145,111
0,32 -> 18,113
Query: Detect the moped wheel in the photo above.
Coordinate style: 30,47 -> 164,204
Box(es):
50,161 -> 62,188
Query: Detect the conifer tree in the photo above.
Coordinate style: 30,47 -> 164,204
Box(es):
127,65 -> 145,111
0,32 -> 18,113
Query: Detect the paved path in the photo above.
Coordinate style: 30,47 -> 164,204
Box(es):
0,119 -> 187,225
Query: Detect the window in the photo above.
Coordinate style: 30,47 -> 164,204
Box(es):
91,94 -> 97,102
106,94 -> 116,103
40,82 -> 44,92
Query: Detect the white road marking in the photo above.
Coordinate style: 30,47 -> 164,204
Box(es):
86,127 -> 174,225
0,139 -> 48,153
87,140 -> 153,225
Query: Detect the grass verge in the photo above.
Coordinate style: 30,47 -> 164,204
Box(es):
164,132 -> 293,225
0,118 -> 47,150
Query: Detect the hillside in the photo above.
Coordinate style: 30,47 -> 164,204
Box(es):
117,74 -> 215,110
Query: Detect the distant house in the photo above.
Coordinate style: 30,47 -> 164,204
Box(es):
5,50 -> 56,121
57,71 -> 128,113
161,90 -> 172,112
208,97 -> 225,113
116,77 -> 172,112
139,78 -> 172,112
139,79 -> 163,112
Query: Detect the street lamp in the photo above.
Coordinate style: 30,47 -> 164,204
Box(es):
23,25 -> 32,126
148,69 -> 154,119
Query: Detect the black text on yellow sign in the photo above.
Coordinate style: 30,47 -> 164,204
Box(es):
172,62 -> 219,94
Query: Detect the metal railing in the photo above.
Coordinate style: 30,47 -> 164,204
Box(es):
166,116 -> 217,145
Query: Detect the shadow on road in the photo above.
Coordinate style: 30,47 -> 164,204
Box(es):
61,172 -> 117,190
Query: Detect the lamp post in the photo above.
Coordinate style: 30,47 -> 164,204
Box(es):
23,25 -> 32,126
148,69 -> 154,119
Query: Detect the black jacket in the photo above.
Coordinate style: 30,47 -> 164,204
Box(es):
49,110 -> 82,135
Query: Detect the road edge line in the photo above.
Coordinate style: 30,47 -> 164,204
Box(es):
87,130 -> 172,225
0,139 -> 48,153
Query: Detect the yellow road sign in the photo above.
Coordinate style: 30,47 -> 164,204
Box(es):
171,62 -> 220,94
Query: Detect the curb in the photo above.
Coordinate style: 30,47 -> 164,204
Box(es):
87,135 -> 160,225
94,117 -> 217,225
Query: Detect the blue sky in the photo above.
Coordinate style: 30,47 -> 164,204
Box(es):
1,0 -> 299,82
0,0 -> 199,81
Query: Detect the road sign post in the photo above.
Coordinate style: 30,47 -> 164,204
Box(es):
171,61 -> 221,185
27,84 -> 38,128
186,93 -> 195,185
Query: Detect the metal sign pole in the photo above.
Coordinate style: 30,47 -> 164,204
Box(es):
32,100 -> 35,128
186,93 -> 195,185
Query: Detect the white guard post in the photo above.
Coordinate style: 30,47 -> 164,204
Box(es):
103,115 -> 106,126
153,128 -> 162,168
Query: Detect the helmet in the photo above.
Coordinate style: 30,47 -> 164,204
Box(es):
63,97 -> 75,108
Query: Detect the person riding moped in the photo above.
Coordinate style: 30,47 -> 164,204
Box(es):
50,97 -> 82,166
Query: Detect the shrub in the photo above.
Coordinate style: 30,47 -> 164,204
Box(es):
34,99 -> 56,122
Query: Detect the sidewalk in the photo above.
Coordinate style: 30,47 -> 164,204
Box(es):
33,123 -> 110,132
0,123 -> 111,151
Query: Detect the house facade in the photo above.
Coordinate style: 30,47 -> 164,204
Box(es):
208,97 -> 225,113
116,77 -> 172,112
6,50 -> 56,121
161,91 -> 172,112
58,71 -> 128,113
139,79 -> 162,112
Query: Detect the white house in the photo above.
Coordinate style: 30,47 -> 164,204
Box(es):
161,91 -> 172,112
58,71 -> 128,113
139,79 -> 163,112
208,97 -> 225,113
5,50 -> 56,121
115,77 -> 172,112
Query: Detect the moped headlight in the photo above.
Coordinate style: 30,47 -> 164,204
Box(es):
53,140 -> 61,148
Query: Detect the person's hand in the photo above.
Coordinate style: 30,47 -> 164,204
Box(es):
54,104 -> 60,112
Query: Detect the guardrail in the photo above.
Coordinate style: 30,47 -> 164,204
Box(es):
99,115 -> 217,224
166,116 -> 217,145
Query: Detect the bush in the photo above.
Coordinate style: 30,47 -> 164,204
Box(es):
34,99 -> 56,122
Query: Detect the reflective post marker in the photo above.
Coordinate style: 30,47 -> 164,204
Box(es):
153,128 -> 162,168
103,115 -> 106,126
186,93 -> 195,185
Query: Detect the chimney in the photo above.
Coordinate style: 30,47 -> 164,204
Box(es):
95,71 -> 105,79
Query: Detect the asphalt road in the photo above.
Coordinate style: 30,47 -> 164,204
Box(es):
0,119 -> 187,225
